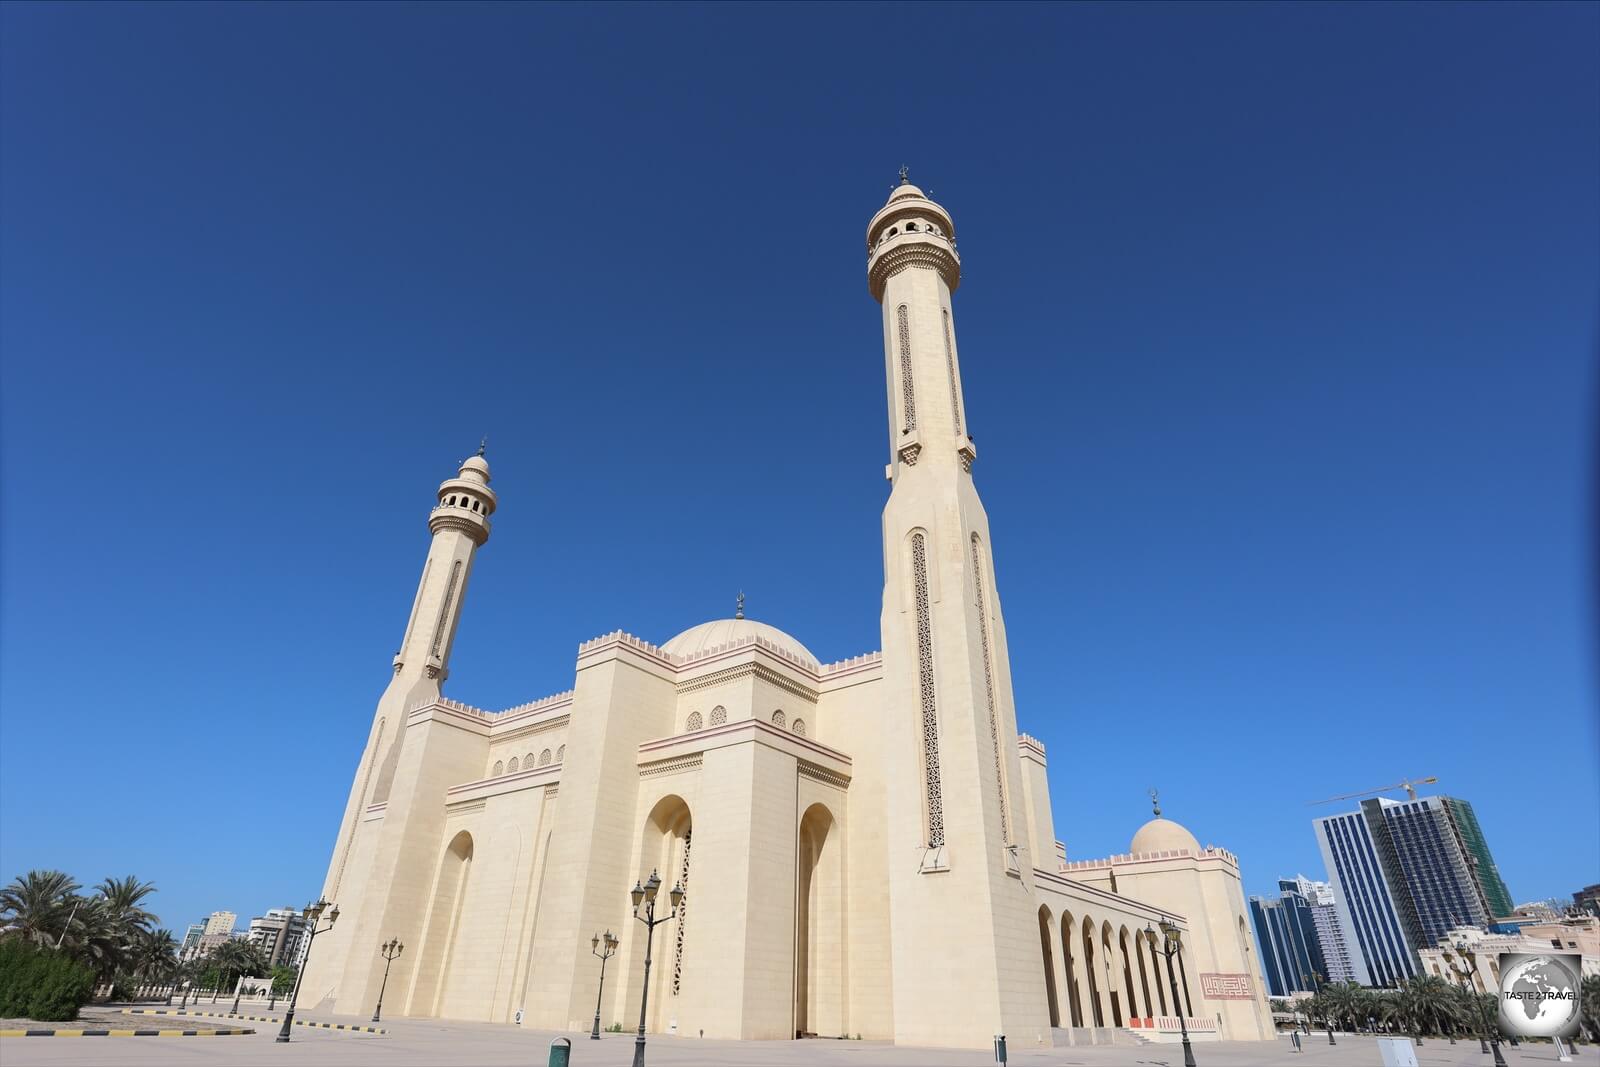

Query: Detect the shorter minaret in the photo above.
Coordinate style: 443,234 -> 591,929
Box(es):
320,446 -> 497,902
393,444 -> 496,682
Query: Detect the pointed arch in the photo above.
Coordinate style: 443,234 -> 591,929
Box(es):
1037,906 -> 1061,1027
796,802 -> 843,1037
1060,909 -> 1084,1027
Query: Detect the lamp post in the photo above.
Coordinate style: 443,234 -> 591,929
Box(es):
590,930 -> 620,1039
1454,941 -> 1507,1067
372,938 -> 404,1023
276,898 -> 338,1043
629,869 -> 683,1067
1149,920 -> 1196,1067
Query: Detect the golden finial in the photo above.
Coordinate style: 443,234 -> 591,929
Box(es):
735,591 -> 745,620
1149,788 -> 1162,817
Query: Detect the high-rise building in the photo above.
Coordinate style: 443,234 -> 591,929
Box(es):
1315,793 -> 1514,987
1438,797 -> 1512,919
202,910 -> 236,936
246,908 -> 308,969
179,922 -> 205,959
1250,879 -> 1327,997
1314,809 -> 1417,986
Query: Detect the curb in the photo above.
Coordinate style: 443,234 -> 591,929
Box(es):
125,1008 -> 386,1035
1,1027 -> 254,1037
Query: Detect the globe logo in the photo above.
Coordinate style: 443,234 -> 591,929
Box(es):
1497,952 -> 1581,1038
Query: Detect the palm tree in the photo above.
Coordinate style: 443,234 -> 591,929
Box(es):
96,877 -> 157,935
133,929 -> 179,983
1580,974 -> 1599,1042
208,938 -> 269,998
0,870 -> 80,946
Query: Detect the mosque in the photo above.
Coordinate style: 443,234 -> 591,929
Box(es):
300,176 -> 1275,1050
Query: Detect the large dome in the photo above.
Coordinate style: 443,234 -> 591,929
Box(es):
1130,817 -> 1201,855
661,618 -> 818,668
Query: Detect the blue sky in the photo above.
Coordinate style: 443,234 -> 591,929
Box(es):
2,2 -> 1594,935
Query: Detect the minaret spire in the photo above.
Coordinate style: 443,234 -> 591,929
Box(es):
735,591 -> 745,620
1150,787 -> 1163,817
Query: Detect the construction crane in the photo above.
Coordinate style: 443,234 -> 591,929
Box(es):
1308,776 -> 1439,806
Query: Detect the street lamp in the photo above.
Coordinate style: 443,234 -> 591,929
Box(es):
629,869 -> 683,1067
1453,941 -> 1508,1067
590,930 -> 620,1040
1149,920 -> 1196,1067
276,898 -> 339,1043
372,938 -> 404,1023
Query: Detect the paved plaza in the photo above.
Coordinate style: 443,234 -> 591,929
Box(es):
0,1013 -> 1591,1067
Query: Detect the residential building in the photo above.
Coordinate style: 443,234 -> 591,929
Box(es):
246,908 -> 308,969
203,910 -> 237,936
1574,884 -> 1600,918
179,922 -> 205,959
1417,917 -> 1600,993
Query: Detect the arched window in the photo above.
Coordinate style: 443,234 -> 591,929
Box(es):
492,760 -> 504,777
507,757 -> 519,773
791,718 -> 806,737
771,709 -> 785,728
447,496 -> 456,505
906,221 -> 918,231
538,748 -> 551,766
685,711 -> 703,732
556,745 -> 565,762
525,752 -> 535,768
709,705 -> 726,726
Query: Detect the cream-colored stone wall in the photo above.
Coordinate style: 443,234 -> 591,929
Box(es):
305,180 -> 1275,1051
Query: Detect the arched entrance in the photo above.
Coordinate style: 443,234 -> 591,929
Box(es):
1036,906 -> 1060,1027
796,803 -> 843,1038
633,795 -> 692,1034
409,830 -> 473,1016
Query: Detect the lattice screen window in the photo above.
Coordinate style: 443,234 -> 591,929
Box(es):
943,309 -> 962,435
539,749 -> 552,766
971,535 -> 1009,843
555,745 -> 565,762
430,560 -> 463,656
507,757 -> 519,773
771,709 -> 785,728
672,830 -> 692,995
492,760 -> 504,777
685,711 -> 703,732
912,532 -> 945,847
897,304 -> 916,432
792,719 -> 806,737
708,705 -> 726,726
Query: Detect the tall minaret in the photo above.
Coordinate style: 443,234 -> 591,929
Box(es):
871,174 -> 1045,1048
320,447 -> 497,901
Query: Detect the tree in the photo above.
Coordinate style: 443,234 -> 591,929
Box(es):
0,870 -> 80,947
1580,974 -> 1599,1043
205,938 -> 269,996
133,929 -> 179,983
96,877 -> 157,935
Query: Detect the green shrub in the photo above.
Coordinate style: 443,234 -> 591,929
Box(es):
0,940 -> 96,1021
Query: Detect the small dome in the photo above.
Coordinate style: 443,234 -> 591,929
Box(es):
888,181 -> 927,203
459,454 -> 490,483
662,617 -> 817,668
1130,817 -> 1201,855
